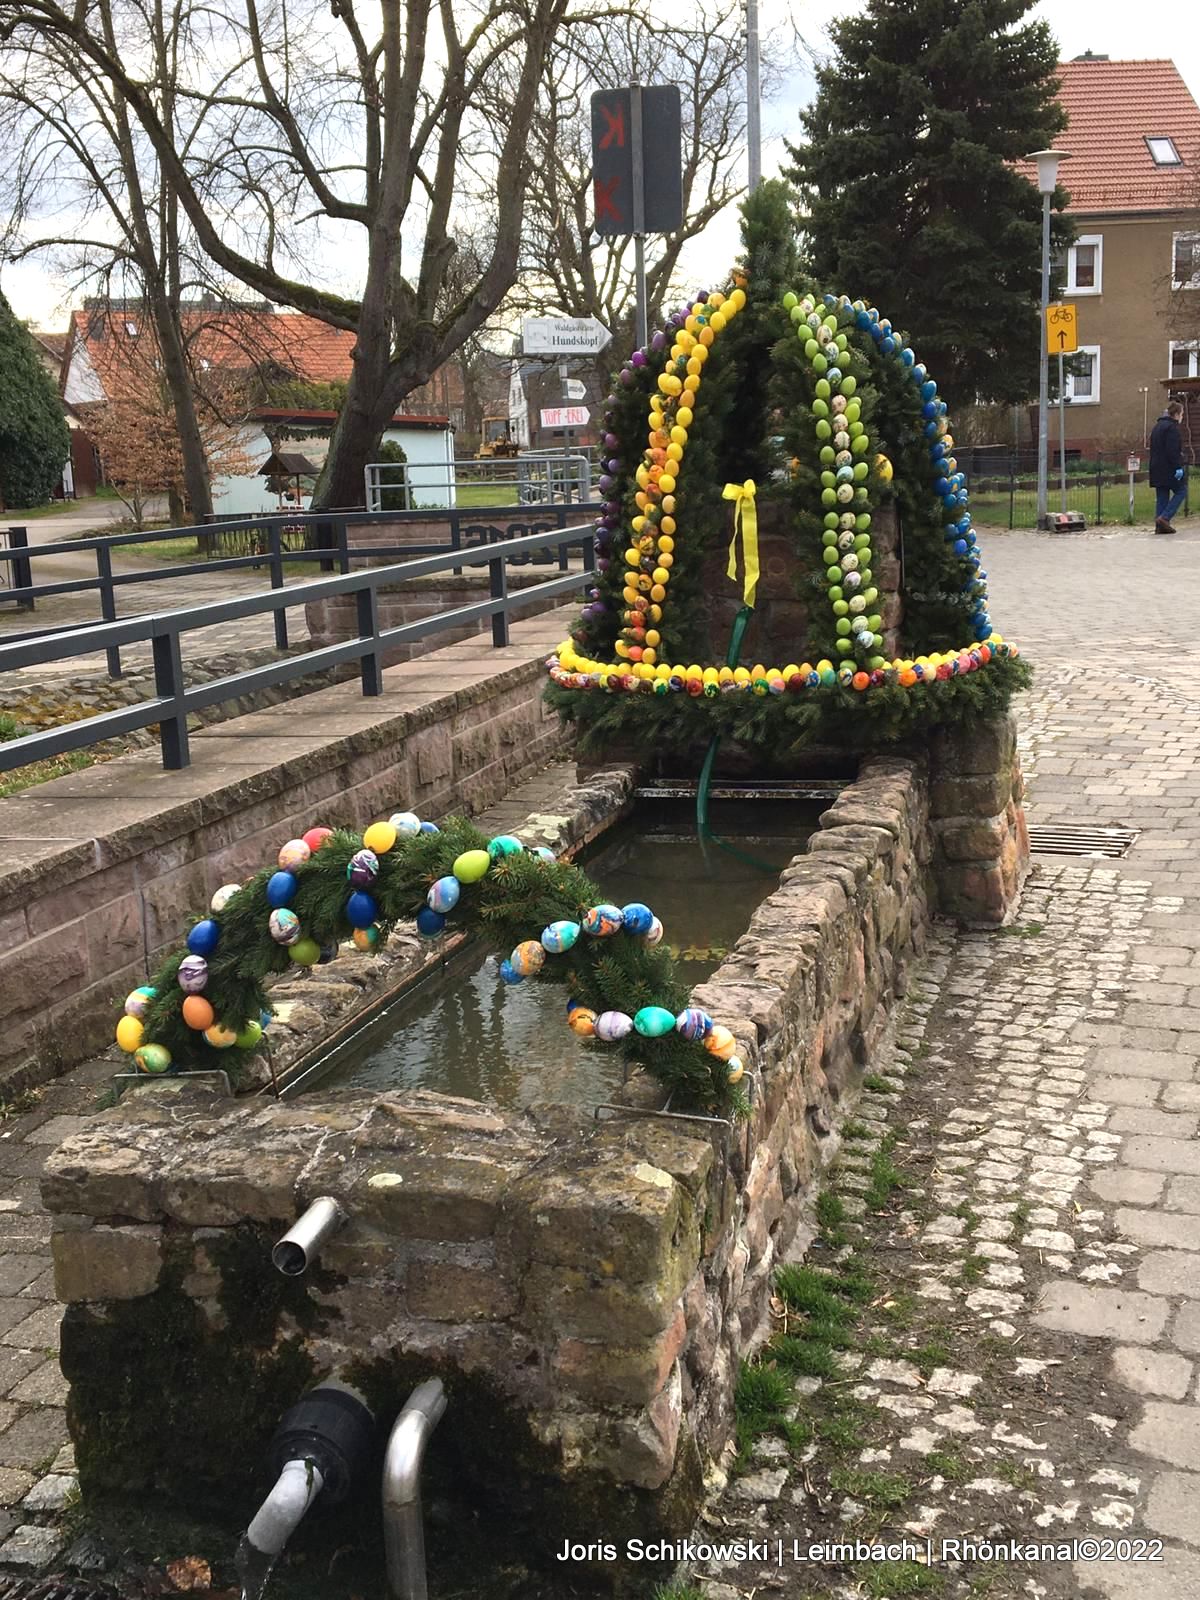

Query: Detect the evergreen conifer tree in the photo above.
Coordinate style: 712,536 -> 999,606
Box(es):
787,0 -> 1067,409
0,292 -> 70,509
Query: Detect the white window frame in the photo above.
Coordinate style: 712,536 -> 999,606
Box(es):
1063,345 -> 1101,405
1063,234 -> 1103,295
1169,340 -> 1200,380
1173,232 -> 1200,290
1146,136 -> 1182,166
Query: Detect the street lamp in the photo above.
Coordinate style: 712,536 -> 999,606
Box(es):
746,0 -> 762,190
1139,386 -> 1150,449
1028,148 -> 1069,528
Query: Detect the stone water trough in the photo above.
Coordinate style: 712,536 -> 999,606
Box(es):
39,719 -> 1026,1587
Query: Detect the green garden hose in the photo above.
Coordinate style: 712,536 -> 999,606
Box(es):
695,605 -> 777,875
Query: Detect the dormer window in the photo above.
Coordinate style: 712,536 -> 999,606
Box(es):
1146,137 -> 1182,165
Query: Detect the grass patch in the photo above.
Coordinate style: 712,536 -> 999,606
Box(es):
961,1253 -> 986,1285
1009,1198 -> 1032,1240
0,749 -> 95,799
910,1337 -> 953,1377
772,1336 -> 841,1378
776,1265 -> 860,1323
996,921 -> 1044,937
653,1586 -> 707,1600
842,1119 -> 875,1141
864,1136 -> 906,1212
953,1201 -> 980,1235
0,1088 -> 42,1122
734,1361 -> 794,1463
829,1466 -> 911,1508
856,1559 -> 944,1597
862,1072 -> 897,1094
925,1448 -> 972,1483
878,1289 -> 918,1329
996,1458 -> 1038,1491
815,1189 -> 850,1248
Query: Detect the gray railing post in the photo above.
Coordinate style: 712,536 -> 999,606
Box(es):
357,583 -> 383,696
1008,460 -> 1015,530
582,529 -> 596,572
152,628 -> 190,769
95,543 -> 123,678
7,528 -> 33,610
269,523 -> 288,649
490,556 -> 509,648
1096,459 -> 1104,523
337,517 -> 351,575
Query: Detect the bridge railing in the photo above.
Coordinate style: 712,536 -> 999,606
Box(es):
0,503 -> 600,679
0,522 -> 595,775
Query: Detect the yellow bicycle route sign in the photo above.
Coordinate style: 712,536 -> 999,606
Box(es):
1046,302 -> 1078,355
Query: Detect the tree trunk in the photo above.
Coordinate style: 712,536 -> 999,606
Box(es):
146,291 -> 213,531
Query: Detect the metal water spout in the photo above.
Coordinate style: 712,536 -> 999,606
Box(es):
272,1196 -> 345,1275
382,1379 -> 447,1600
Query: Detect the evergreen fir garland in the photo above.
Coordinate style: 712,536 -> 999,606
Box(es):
113,817 -> 748,1115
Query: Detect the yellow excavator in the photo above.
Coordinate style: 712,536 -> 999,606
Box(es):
476,417 -> 521,459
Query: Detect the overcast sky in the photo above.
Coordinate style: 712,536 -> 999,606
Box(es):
4,0 -> 1199,331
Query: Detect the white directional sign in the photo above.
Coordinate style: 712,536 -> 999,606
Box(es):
522,317 -> 611,356
563,378 -> 587,401
540,406 -> 590,429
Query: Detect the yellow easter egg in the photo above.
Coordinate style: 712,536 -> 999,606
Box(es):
363,821 -> 398,855
115,1014 -> 145,1053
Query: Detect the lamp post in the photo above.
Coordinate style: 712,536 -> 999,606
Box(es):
746,0 -> 762,190
1139,386 -> 1150,449
1028,149 -> 1069,528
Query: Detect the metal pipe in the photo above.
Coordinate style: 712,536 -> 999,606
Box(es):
1036,186 -> 1051,527
746,0 -> 762,190
246,1457 -> 325,1556
382,1379 -> 447,1600
272,1196 -> 346,1276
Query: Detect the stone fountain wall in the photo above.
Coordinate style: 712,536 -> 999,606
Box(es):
39,729 -> 1027,1587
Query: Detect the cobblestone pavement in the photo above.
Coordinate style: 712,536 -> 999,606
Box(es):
692,516 -> 1200,1600
0,518 -> 1198,1585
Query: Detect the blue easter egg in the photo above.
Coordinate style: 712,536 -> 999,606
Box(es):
427,875 -> 461,914
675,1007 -> 712,1042
582,904 -> 623,937
541,920 -> 581,954
187,919 -> 220,957
266,871 -> 297,909
346,891 -> 378,929
499,959 -> 522,985
533,846 -> 556,863
419,820 -> 440,835
921,379 -> 937,400
416,907 -> 447,937
621,903 -> 654,936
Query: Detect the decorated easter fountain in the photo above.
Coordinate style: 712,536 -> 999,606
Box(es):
46,183 -> 1030,1597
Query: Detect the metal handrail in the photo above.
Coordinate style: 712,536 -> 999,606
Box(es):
0,520 -> 594,774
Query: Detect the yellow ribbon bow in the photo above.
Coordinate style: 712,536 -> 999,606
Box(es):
723,479 -> 760,609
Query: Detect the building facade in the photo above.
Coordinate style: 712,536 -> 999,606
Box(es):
1036,57 -> 1200,458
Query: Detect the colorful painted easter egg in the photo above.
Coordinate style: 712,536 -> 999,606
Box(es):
541,920 -> 580,954
593,1010 -> 634,1042
634,1005 -> 676,1038
427,876 -> 461,913
621,902 -> 654,935
269,908 -> 301,946
134,1042 -> 172,1074
487,834 -> 524,861
675,1008 -> 712,1042
346,848 -> 379,887
123,986 -> 155,1020
567,1007 -> 597,1037
582,903 -> 623,937
511,940 -> 546,977
642,916 -> 665,946
277,839 -> 311,871
204,1024 -> 238,1048
210,884 -> 240,913
352,926 -> 380,952
177,954 -> 209,993
389,812 -> 422,837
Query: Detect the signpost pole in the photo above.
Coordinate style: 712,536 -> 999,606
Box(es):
746,0 -> 762,190
1058,353 -> 1067,513
630,83 -> 648,349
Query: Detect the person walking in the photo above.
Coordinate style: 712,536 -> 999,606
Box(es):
1150,399 -> 1188,534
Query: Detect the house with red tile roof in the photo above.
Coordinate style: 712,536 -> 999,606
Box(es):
1019,56 -> 1200,456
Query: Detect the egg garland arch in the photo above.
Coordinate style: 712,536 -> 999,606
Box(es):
549,276 -> 1018,705
109,816 -> 748,1113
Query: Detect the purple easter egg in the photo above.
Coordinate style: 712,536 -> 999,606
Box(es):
598,475 -> 613,493
347,847 -> 379,887
650,329 -> 666,350
606,458 -> 620,474
178,954 -> 208,993
604,433 -> 619,449
619,369 -> 634,386
631,350 -> 646,367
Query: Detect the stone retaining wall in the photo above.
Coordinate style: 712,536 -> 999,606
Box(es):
40,748 -> 940,1588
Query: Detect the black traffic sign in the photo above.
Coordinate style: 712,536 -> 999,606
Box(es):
590,84 -> 683,236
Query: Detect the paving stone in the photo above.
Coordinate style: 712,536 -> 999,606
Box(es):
1144,1469 -> 1200,1544
1129,1402 -> 1200,1470
1091,1169 -> 1168,1207
0,1522 -> 63,1566
1171,1302 -> 1200,1354
1166,1177 -> 1200,1214
0,1407 -> 68,1470
1139,1250 -> 1200,1296
0,1304 -> 61,1351
0,1468 -> 35,1508
8,1361 -> 68,1406
728,1467 -> 787,1501
1034,1281 -> 1169,1344
1109,1106 -> 1200,1137
1122,1136 -> 1200,1175
0,1256 -> 49,1297
1163,1084 -> 1200,1113
1117,1208 -> 1200,1252
1110,1346 -> 1194,1400
21,1472 -> 76,1512
1090,1076 -> 1163,1107
1091,1049 -> 1195,1083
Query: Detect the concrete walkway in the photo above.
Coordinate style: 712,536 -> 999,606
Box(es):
0,518 -> 1198,1589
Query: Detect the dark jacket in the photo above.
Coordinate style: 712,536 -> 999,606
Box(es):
1149,412 -> 1184,488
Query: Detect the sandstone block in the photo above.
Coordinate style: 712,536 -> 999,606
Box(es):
407,1259 -> 517,1322
936,815 -> 1006,863
519,1263 -> 682,1342
552,1306 -> 686,1407
53,1224 -> 163,1302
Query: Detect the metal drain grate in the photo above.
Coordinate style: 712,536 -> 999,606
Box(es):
636,778 -> 848,801
1027,823 -> 1140,858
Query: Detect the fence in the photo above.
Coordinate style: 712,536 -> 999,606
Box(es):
0,521 -> 595,775
966,455 -> 1197,530
0,502 -> 600,678
364,451 -> 594,512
